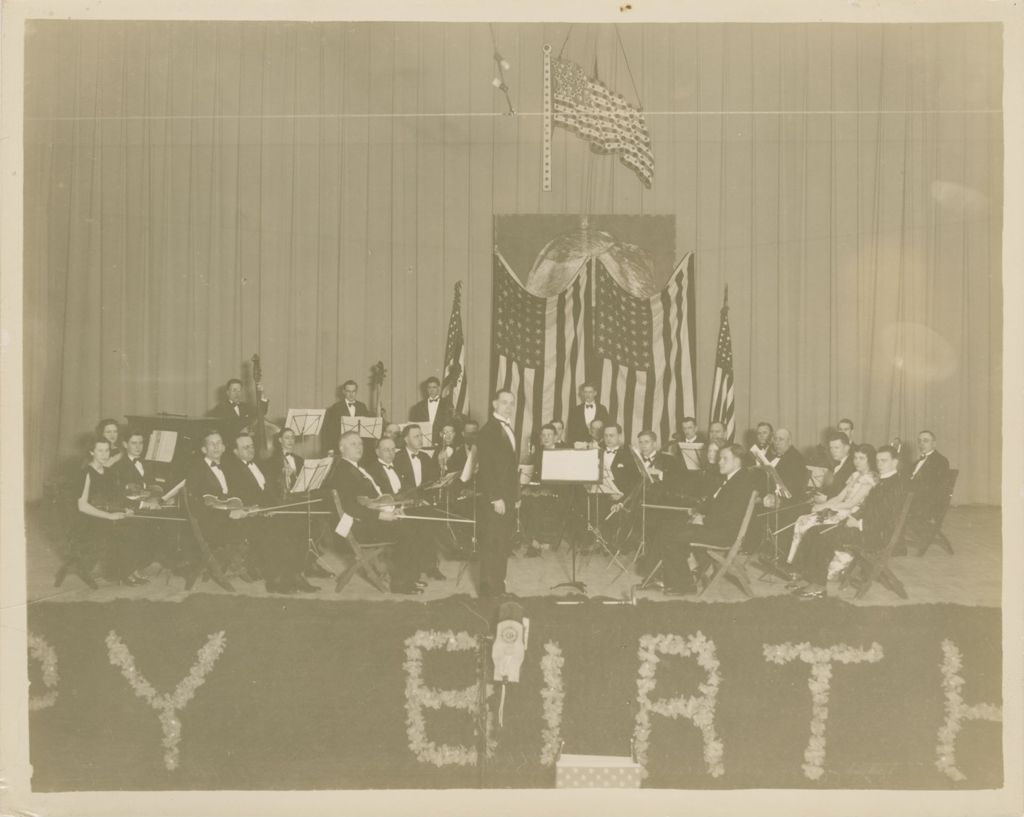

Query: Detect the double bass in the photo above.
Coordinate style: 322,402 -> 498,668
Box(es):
250,353 -> 279,460
370,360 -> 388,422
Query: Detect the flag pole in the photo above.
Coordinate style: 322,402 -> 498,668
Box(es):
542,44 -> 552,193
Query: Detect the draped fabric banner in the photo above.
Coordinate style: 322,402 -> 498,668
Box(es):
491,216 -> 696,450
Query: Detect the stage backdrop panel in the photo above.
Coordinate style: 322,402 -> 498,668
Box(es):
23,22 -> 1002,503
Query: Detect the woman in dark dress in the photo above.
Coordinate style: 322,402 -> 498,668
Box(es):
77,438 -> 147,585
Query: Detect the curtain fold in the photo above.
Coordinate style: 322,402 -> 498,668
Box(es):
23,20 -> 1003,503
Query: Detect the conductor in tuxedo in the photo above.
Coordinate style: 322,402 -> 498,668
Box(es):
210,378 -> 269,436
409,376 -> 454,434
650,444 -> 755,594
476,389 -> 521,597
566,383 -> 610,445
904,429 -> 951,543
321,380 -> 371,456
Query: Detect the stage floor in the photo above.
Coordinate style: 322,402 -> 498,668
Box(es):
24,505 -> 1001,608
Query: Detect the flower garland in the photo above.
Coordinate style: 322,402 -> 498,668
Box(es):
633,632 -> 724,779
935,639 -> 1002,782
539,641 -> 564,767
404,630 -> 496,767
27,632 -> 59,711
105,629 -> 227,771
763,641 -> 884,781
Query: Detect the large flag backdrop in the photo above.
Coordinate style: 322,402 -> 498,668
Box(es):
491,215 -> 696,453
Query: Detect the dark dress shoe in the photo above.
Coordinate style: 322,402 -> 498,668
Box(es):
294,576 -> 320,593
425,567 -> 447,581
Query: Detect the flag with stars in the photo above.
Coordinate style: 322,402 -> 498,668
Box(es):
551,56 -> 655,188
441,281 -> 467,417
709,287 -> 736,441
492,251 -> 696,453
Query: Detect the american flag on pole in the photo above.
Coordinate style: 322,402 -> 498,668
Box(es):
440,281 -> 467,416
549,56 -> 655,188
708,286 -> 736,441
492,252 -> 695,454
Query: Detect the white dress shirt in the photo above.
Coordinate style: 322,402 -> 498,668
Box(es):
129,457 -> 145,478
833,455 -> 848,475
379,459 -> 403,493
493,413 -> 516,449
427,397 -> 440,423
206,458 -> 229,494
246,461 -> 266,491
583,403 -> 596,426
346,401 -> 358,416
912,451 -> 932,478
406,449 -> 423,486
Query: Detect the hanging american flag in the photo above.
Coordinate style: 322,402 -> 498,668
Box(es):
440,281 -> 467,416
708,286 -> 736,441
492,251 -> 695,454
546,54 -> 655,189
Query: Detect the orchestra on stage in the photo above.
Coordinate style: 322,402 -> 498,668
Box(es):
61,372 -> 956,601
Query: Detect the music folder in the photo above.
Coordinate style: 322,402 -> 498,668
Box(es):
539,448 -> 601,484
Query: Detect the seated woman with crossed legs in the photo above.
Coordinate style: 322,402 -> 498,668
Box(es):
784,444 -> 879,569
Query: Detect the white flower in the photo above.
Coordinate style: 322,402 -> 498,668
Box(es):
27,632 -> 60,712
935,639 -> 1002,782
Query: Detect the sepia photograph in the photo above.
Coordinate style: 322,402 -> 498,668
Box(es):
1,1 -> 1021,815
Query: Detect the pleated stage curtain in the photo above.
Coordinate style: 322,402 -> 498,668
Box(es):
23,21 -> 1002,503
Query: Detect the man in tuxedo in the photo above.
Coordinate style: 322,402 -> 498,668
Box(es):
433,422 -> 460,474
363,436 -> 405,497
476,390 -> 520,597
330,431 -> 424,594
409,377 -> 453,434
600,424 -> 642,503
651,444 -> 755,594
566,383 -> 610,445
794,444 -> 906,599
185,430 -> 249,579
770,428 -> 809,499
210,378 -> 269,437
112,430 -> 152,491
448,419 -> 479,482
669,416 -> 707,495
636,430 -> 683,494
705,421 -> 728,469
837,418 -> 856,446
226,433 -> 315,594
394,424 -> 441,492
322,380 -> 371,455
814,432 -> 855,502
576,418 -> 605,450
550,420 -> 567,447
904,429 -> 951,545
748,421 -> 776,465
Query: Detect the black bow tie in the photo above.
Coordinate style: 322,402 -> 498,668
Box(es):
429,397 -> 439,403
346,402 -> 355,406
384,463 -> 394,470
210,462 -> 221,470
644,457 -> 653,464
585,404 -> 594,409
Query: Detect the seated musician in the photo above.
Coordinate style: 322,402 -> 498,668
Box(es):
226,432 -> 316,594
77,438 -> 149,586
636,430 -> 683,494
96,418 -> 125,467
267,428 -> 304,496
322,380 -> 371,455
330,431 -> 425,595
649,444 -> 755,595
394,424 -> 441,491
521,424 -> 562,553
383,422 -> 403,446
814,432 -> 855,502
903,429 -> 952,547
448,419 -> 479,481
597,425 -> 642,540
550,419 -> 567,447
110,429 -> 168,576
792,444 -> 906,600
771,428 -> 810,499
837,418 -> 856,446
785,443 -> 879,567
575,418 -> 605,450
210,377 -> 269,433
433,423 -> 460,473
705,421 -> 728,471
748,421 -> 776,466
185,430 -> 253,581
668,417 -> 707,495
364,435 -> 405,497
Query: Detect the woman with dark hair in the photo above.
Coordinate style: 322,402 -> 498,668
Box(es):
77,438 -> 148,586
95,418 -> 124,467
785,444 -> 879,566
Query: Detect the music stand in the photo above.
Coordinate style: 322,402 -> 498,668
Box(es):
291,456 -> 335,575
341,415 -> 383,440
540,448 -> 601,593
285,408 -> 326,439
752,460 -> 794,582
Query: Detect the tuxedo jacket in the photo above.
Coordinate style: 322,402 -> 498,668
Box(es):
848,473 -> 907,552
321,399 -> 372,455
696,468 -> 757,546
225,458 -> 273,507
476,418 -> 520,506
447,444 -> 472,478
637,451 -> 684,493
331,458 -> 386,524
185,457 -> 236,544
906,450 -> 951,519
393,447 -> 440,492
566,402 -> 610,445
362,458 -> 405,497
667,435 -> 709,472
774,447 -> 809,498
602,447 -> 642,498
264,450 -> 305,501
823,454 -> 856,499
409,397 -> 454,432
111,455 -> 153,491
209,398 -> 269,426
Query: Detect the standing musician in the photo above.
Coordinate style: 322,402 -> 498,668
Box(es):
77,438 -> 149,586
649,444 -> 755,595
322,380 -> 371,455
409,376 -> 454,435
210,377 -> 269,436
330,431 -> 425,595
226,432 -> 316,594
476,390 -> 521,598
566,383 -> 610,445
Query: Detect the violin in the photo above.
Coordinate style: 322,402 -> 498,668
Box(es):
204,494 -> 248,512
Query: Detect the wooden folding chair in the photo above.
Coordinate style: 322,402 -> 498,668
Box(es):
842,493 -> 914,600
914,469 -> 958,556
692,492 -> 760,598
329,490 -> 394,594
182,491 -> 236,592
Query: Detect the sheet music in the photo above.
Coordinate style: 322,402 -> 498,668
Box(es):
539,448 -> 601,483
678,440 -> 704,470
144,430 -> 177,463
290,456 -> 334,493
285,408 -> 326,437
